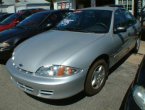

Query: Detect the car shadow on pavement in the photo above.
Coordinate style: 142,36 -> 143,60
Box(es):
26,91 -> 86,106
119,83 -> 132,110
0,60 -> 7,65
109,51 -> 138,75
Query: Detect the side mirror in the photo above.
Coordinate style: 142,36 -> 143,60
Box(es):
114,27 -> 127,34
41,23 -> 53,31
46,23 -> 52,27
14,20 -> 20,24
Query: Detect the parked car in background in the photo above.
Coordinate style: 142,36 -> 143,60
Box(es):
120,56 -> 145,110
0,9 -> 72,62
0,13 -> 13,22
0,8 -> 45,32
140,6 -> 145,40
6,6 -> 141,99
18,8 -> 45,13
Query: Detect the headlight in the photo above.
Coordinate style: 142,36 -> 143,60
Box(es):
133,86 -> 145,110
35,65 -> 81,77
0,42 -> 10,51
0,42 -> 10,48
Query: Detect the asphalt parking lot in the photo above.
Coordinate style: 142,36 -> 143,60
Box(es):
0,41 -> 145,110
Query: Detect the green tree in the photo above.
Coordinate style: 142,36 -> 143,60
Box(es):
45,0 -> 54,10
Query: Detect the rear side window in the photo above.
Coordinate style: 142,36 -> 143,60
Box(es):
17,12 -> 49,27
1,13 -> 18,24
42,13 -> 58,25
20,11 -> 32,20
124,11 -> 137,26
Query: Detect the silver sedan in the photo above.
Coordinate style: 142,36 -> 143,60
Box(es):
6,6 -> 141,99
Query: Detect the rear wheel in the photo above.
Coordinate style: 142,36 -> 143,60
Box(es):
85,59 -> 108,96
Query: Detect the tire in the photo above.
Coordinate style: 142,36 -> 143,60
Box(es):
133,37 -> 141,54
85,59 -> 109,96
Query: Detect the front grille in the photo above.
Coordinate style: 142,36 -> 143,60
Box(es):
17,82 -> 34,93
16,82 -> 54,97
39,90 -> 54,96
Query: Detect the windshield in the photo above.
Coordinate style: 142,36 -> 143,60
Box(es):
1,13 -> 18,24
17,12 -> 49,27
54,10 -> 112,33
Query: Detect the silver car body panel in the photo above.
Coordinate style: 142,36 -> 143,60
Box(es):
12,30 -> 107,72
7,59 -> 88,99
6,7 -> 141,99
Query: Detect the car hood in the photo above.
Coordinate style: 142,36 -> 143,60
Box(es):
13,30 -> 105,72
0,27 -> 25,42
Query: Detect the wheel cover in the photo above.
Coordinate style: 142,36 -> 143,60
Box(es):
91,65 -> 105,89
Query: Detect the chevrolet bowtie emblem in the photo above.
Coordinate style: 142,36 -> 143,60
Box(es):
19,64 -> 23,67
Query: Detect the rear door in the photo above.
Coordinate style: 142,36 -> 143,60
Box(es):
123,10 -> 140,50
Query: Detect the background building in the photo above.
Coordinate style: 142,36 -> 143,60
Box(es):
115,0 -> 134,13
0,0 -> 50,13
115,0 -> 144,17
0,0 -> 145,18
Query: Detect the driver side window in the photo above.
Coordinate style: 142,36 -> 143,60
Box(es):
114,10 -> 127,30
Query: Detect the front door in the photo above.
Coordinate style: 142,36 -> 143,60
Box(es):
112,9 -> 130,61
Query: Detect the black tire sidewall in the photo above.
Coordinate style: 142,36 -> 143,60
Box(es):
133,38 -> 141,53
85,59 -> 108,96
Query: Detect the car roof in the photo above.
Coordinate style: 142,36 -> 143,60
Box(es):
32,9 -> 72,15
80,6 -> 124,12
18,8 -> 45,12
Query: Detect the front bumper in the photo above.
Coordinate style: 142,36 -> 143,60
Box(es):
6,59 -> 87,99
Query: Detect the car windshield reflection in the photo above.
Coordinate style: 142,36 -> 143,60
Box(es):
54,10 -> 112,33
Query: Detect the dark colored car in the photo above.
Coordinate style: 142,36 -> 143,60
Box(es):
0,9 -> 72,61
140,6 -> 145,41
0,13 -> 13,22
120,56 -> 145,110
0,8 -> 45,32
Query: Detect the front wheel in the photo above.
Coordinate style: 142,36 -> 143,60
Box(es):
85,59 -> 108,96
